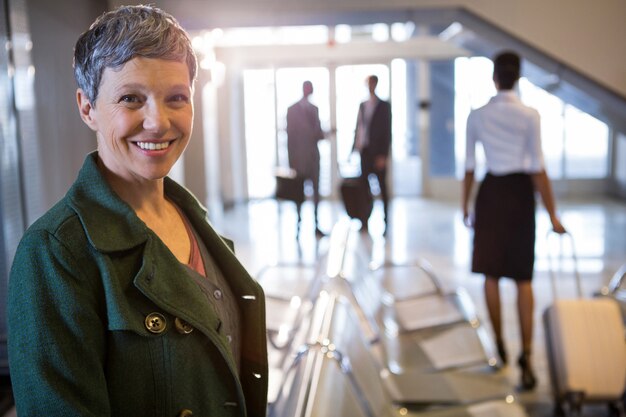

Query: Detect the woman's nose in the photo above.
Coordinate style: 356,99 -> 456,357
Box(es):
143,103 -> 171,133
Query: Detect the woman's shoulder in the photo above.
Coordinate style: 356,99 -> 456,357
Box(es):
17,197 -> 89,256
25,198 -> 80,235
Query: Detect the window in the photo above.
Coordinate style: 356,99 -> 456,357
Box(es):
455,57 -> 609,180
563,105 -> 609,178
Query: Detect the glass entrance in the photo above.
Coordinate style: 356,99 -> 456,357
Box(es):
275,67 -> 331,196
243,61 -> 422,200
335,64 -> 389,180
243,67 -> 331,199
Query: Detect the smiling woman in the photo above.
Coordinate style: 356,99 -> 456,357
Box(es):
7,5 -> 268,417
77,57 -> 194,190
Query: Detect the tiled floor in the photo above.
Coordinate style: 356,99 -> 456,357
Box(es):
4,195 -> 624,416
212,195 -> 625,417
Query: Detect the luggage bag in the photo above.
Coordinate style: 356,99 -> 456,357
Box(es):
275,168 -> 305,204
340,176 -> 373,225
542,232 -> 626,416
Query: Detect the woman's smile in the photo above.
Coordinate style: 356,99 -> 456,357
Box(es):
135,140 -> 174,151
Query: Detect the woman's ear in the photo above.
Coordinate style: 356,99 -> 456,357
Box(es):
76,88 -> 98,131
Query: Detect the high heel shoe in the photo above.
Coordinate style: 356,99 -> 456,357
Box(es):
496,340 -> 508,365
517,353 -> 537,390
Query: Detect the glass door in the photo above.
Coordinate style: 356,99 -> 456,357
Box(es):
243,61 -> 422,200
335,64 -> 389,180
275,68 -> 331,196
243,69 -> 276,199
335,62 -> 420,197
243,67 -> 330,199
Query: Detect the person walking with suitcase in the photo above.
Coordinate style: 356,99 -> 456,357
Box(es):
352,75 -> 392,234
461,51 -> 566,390
286,80 -> 327,237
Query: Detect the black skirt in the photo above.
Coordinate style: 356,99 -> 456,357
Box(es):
472,172 -> 536,280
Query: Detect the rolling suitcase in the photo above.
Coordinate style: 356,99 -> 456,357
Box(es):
542,232 -> 626,416
340,176 -> 373,225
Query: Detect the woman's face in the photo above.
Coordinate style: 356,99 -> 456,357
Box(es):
78,57 -> 193,184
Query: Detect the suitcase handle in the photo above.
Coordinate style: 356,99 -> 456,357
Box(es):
546,231 -> 582,299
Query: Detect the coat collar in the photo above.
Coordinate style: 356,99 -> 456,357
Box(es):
65,152 -> 250,297
66,151 -> 209,253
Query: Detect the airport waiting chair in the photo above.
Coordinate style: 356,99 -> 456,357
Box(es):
268,291 -> 334,417
297,292 -> 528,417
600,262 -> 626,326
331,230 -> 501,374
265,220 -> 353,409
327,293 -> 515,408
260,219 -> 352,352
257,262 -> 321,349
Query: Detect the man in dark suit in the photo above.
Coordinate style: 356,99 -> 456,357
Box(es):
287,81 -> 326,237
353,75 -> 392,233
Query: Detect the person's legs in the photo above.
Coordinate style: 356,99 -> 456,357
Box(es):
516,279 -> 537,389
516,280 -> 534,354
311,170 -> 324,236
484,275 -> 507,363
359,155 -> 374,231
295,201 -> 302,237
374,167 -> 389,229
295,175 -> 309,238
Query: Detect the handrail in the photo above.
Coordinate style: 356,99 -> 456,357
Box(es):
607,263 -> 626,295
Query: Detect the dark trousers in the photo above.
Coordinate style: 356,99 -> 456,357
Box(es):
294,169 -> 321,229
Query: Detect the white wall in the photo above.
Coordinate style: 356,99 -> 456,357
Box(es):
27,0 -> 107,222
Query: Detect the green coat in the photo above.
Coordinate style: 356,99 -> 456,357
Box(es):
8,152 -> 268,417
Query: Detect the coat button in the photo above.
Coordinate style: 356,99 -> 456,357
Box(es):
145,312 -> 167,334
174,317 -> 194,334
177,409 -> 193,417
213,289 -> 222,300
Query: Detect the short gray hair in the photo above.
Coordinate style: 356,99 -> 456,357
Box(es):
73,5 -> 197,105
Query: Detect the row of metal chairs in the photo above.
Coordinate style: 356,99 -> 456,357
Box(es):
259,218 -> 529,417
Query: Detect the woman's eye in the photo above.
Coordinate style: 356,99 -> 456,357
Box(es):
170,94 -> 189,103
119,95 -> 140,104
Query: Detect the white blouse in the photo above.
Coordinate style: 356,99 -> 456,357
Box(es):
465,91 -> 545,175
